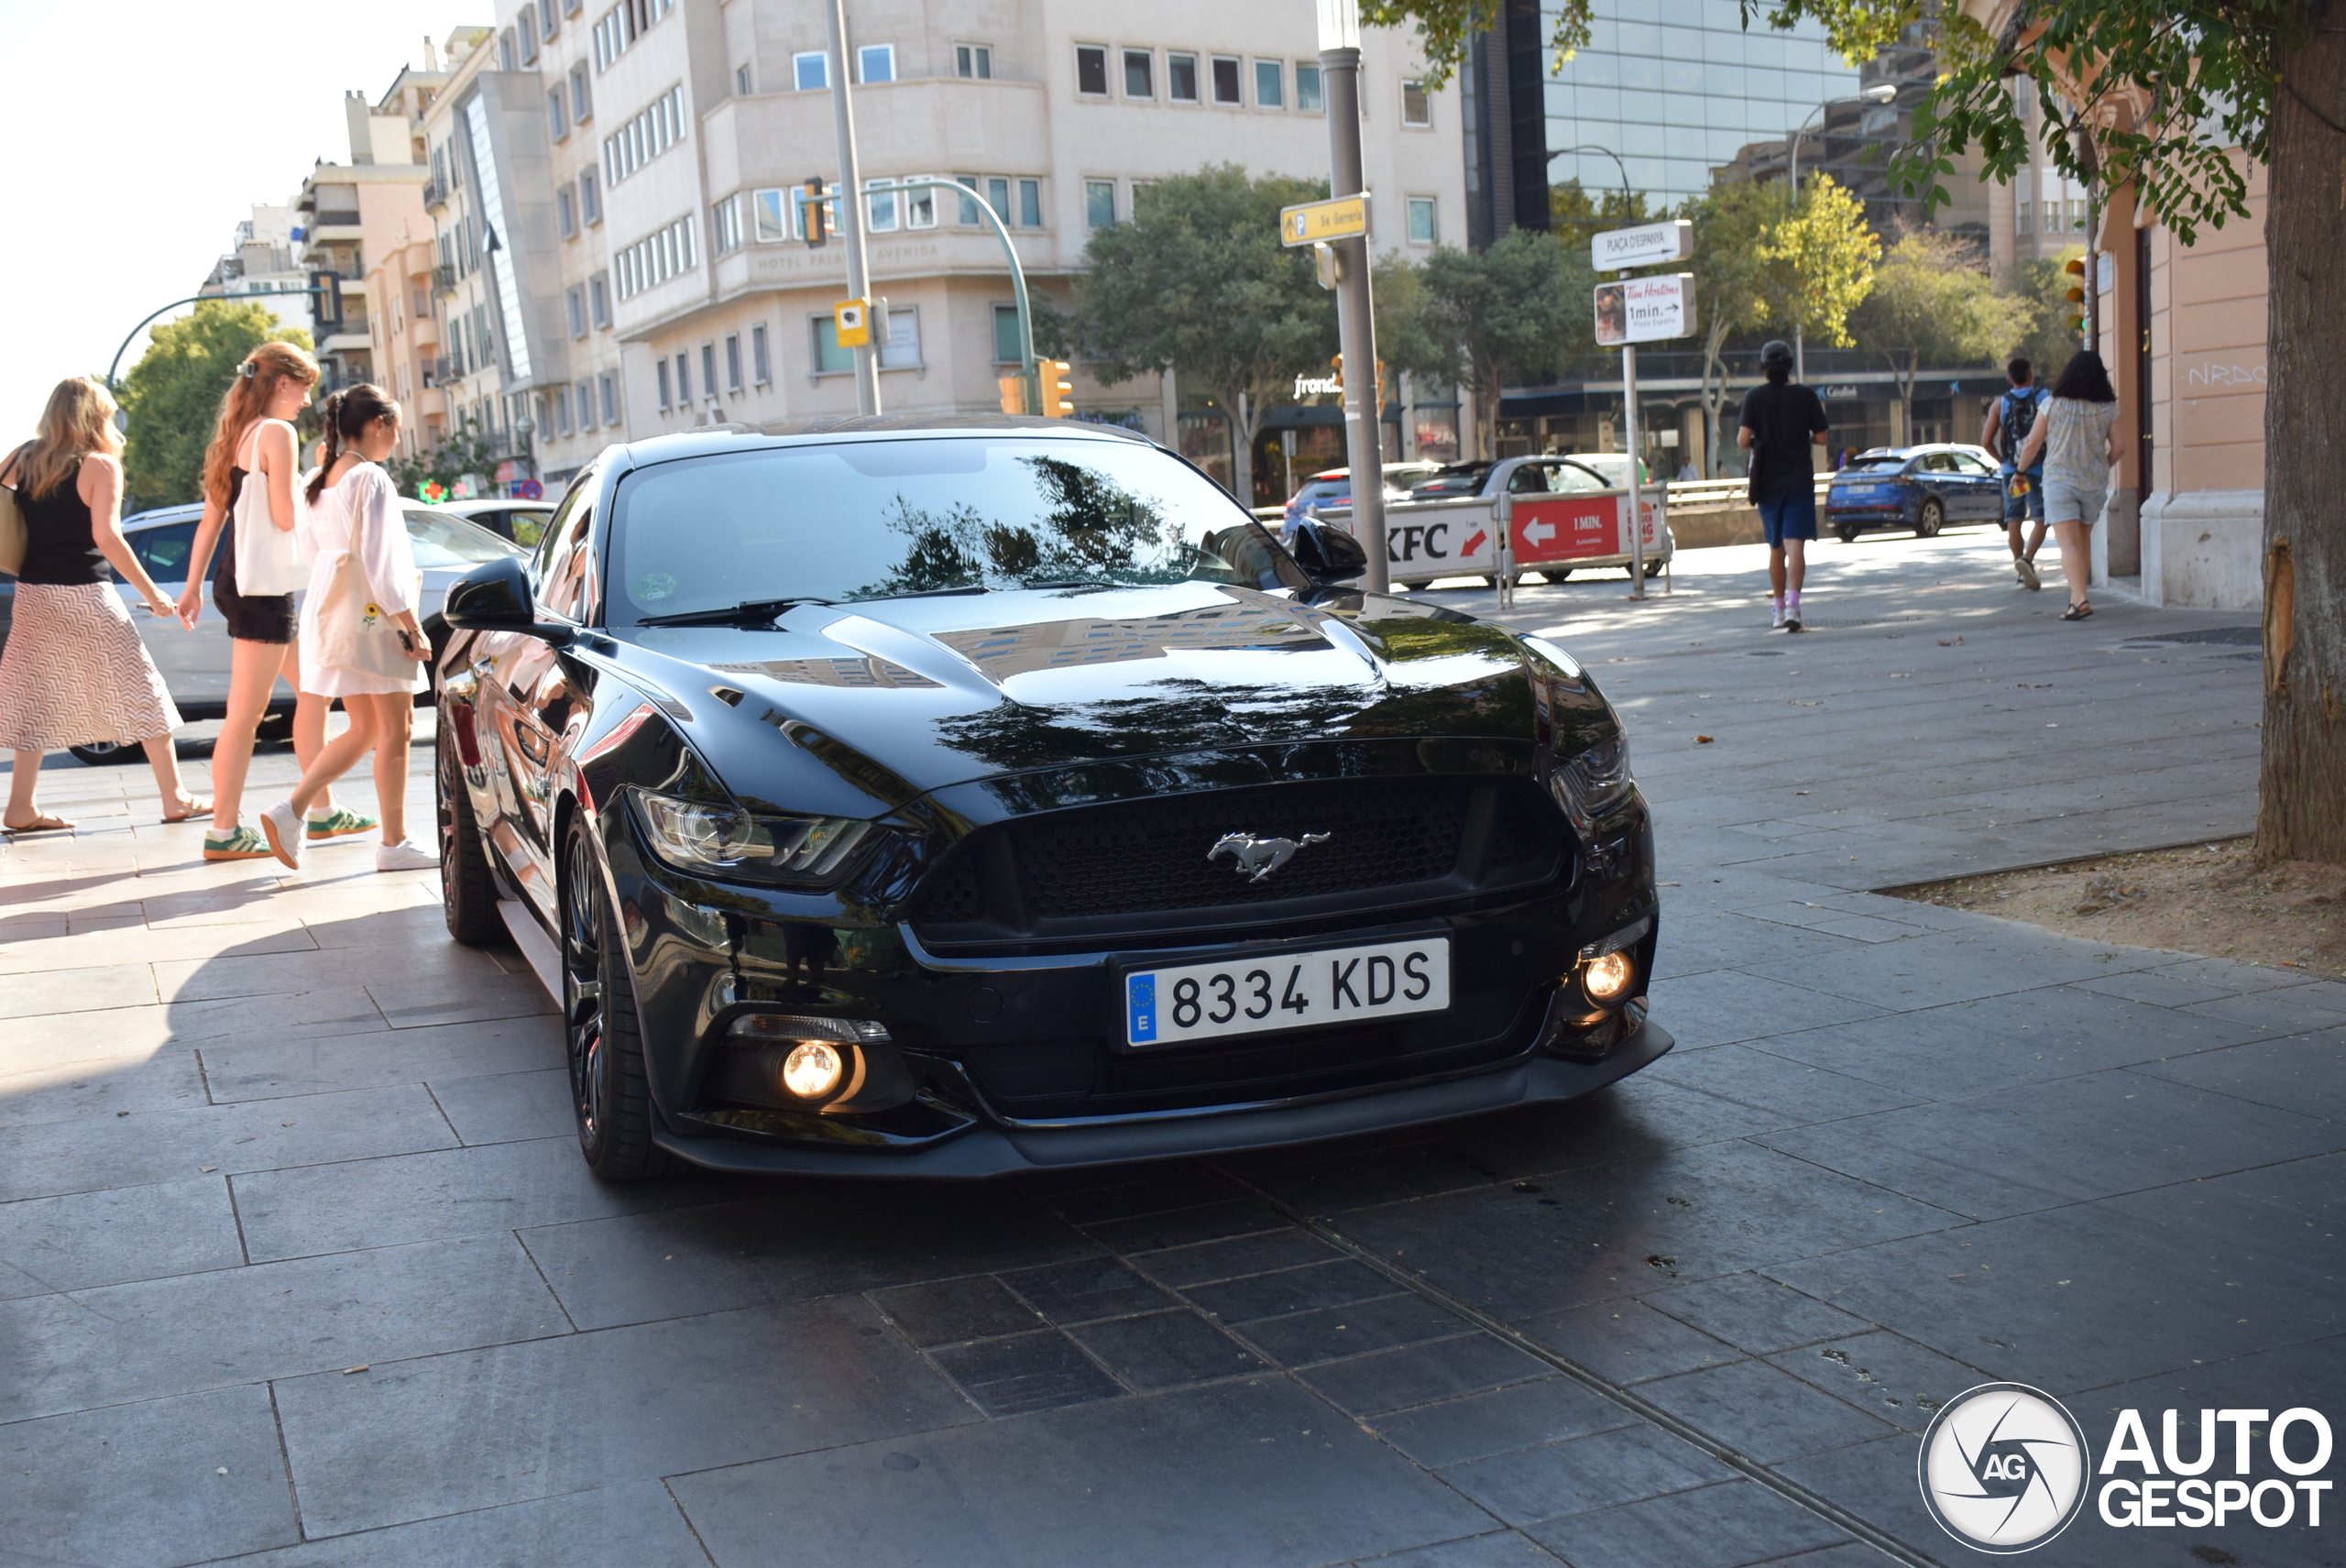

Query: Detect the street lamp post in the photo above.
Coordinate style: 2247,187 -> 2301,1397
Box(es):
1317,0 -> 1388,595
1785,83 -> 1898,383
824,0 -> 881,416
889,178 -> 1038,412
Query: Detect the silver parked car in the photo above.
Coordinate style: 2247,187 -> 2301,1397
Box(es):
0,500 -> 525,763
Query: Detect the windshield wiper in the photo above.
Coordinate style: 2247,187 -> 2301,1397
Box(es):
856,585 -> 992,602
1023,579 -> 1115,590
635,597 -> 832,628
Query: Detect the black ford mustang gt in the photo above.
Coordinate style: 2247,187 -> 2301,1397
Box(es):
436,417 -> 1667,1180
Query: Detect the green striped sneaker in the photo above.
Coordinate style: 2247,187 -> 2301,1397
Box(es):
203,826 -> 274,861
307,807 -> 380,842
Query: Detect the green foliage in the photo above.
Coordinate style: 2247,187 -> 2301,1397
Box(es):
1069,165 -> 1336,499
1415,227 -> 1589,454
1764,175 -> 1879,349
117,301 -> 309,512
1549,181 -> 1657,234
1358,0 -> 1590,84
385,414 -> 499,500
1851,230 -> 2034,420
1370,252 -> 1445,387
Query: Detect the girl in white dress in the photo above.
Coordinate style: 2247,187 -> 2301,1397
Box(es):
258,386 -> 436,871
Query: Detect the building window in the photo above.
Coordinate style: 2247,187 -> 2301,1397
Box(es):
592,0 -> 672,72
794,50 -> 828,90
957,44 -> 992,79
1018,178 -> 1042,227
576,378 -> 595,429
904,177 -> 937,228
542,0 -> 559,37
736,63 -> 751,95
499,27 -> 517,71
954,172 -> 981,224
1296,63 -> 1323,112
547,87 -> 569,140
675,351 -> 691,402
554,386 -> 573,439
589,274 -> 610,328
1211,57 -> 1242,104
812,315 -> 855,374
987,176 -> 1011,222
613,214 -> 698,300
751,323 -> 772,385
656,357 -> 672,410
1075,45 -> 1108,96
880,306 -> 920,370
517,16 -> 536,66
1124,49 -> 1153,98
992,303 -> 1022,365
2016,187 -> 2033,235
579,170 -> 601,225
866,179 -> 899,234
1168,53 -> 1199,102
859,44 -> 894,83
1085,180 -> 1115,229
566,285 -> 586,336
557,186 -> 576,238
725,334 -> 743,391
599,371 -> 618,424
1255,60 -> 1284,107
570,63 -> 592,122
712,193 -> 744,252
1406,196 -> 1437,244
602,83 -> 687,186
700,343 -> 718,400
1401,79 -> 1431,126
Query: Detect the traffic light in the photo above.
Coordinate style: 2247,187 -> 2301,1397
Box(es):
310,270 -> 344,330
997,374 -> 1025,415
2064,256 -> 2087,334
1040,361 -> 1074,418
1330,354 -> 1344,392
1376,360 -> 1390,410
801,177 -> 831,247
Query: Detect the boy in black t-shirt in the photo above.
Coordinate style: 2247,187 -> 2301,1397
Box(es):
1737,340 -> 1830,631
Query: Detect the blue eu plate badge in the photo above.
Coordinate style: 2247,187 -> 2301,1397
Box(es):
1126,973 -> 1157,1044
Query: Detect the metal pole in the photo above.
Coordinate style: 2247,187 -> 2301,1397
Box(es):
1787,109 -> 1820,386
1623,344 -> 1645,599
899,178 -> 1036,411
106,287 -> 313,390
824,0 -> 880,416
1319,42 -> 1388,595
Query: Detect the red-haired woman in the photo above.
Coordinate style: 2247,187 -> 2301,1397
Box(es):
178,343 -> 365,860
1,378 -> 202,832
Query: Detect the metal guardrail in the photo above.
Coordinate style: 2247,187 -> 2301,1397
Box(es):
1664,476 -> 1832,508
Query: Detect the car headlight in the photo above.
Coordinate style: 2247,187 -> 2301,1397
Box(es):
630,787 -> 874,884
1551,732 -> 1635,835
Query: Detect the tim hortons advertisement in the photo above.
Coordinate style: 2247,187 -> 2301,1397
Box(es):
1595,274 -> 1697,345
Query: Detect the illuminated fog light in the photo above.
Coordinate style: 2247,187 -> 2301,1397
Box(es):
779,1041 -> 846,1101
1583,950 -> 1636,1004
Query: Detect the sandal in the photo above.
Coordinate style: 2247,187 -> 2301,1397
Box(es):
3,813 -> 74,835
162,795 -> 214,824
2060,601 -> 2093,620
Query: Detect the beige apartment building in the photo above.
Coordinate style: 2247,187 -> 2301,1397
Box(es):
436,0 -> 1463,500
295,82 -> 438,396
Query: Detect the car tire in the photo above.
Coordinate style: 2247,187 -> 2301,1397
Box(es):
1915,499 -> 1945,538
1543,568 -> 1572,582
436,720 -> 502,947
68,740 -> 132,766
255,710 -> 295,745
562,820 -> 676,1181
1836,524 -> 1863,544
1641,559 -> 1665,579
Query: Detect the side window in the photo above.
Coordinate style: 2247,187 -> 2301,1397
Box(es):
1506,463 -> 1551,495
534,476 -> 597,620
1554,462 -> 1607,494
1923,451 -> 1957,473
1952,452 -> 1994,476
133,522 -> 199,581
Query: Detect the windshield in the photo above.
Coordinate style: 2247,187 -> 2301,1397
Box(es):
403,509 -> 526,569
1840,456 -> 1909,475
607,436 -> 1303,624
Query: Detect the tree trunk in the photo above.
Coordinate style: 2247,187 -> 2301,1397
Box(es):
1701,315 -> 1730,476
2257,29 -> 2346,864
1216,385 -> 1257,508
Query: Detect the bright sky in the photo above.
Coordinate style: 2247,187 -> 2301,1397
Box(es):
0,0 -> 456,433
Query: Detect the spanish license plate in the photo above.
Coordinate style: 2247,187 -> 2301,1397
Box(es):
1123,938 -> 1452,1048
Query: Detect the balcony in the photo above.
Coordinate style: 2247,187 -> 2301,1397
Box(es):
422,177 -> 448,212
422,357 -> 455,389
432,264 -> 457,295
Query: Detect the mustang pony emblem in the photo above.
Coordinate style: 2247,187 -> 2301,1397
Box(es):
1209,830 -> 1332,883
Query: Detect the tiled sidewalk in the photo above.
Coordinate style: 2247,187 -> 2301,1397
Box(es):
3,532 -> 2337,1567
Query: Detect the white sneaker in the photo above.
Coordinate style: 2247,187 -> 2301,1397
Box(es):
1770,603 -> 1786,629
375,839 -> 442,872
258,800 -> 305,870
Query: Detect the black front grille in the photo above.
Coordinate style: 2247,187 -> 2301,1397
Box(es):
906,777 -> 1565,945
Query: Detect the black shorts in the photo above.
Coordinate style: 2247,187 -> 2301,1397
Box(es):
213,520 -> 295,645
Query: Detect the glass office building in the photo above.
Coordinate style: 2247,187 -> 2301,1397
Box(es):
1543,0 -> 1860,209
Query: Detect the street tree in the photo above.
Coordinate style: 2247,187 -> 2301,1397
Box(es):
1414,227 -> 1586,457
117,301 -> 309,512
1365,0 -> 2344,862
1764,174 -> 1880,355
1069,166 -> 1335,506
1851,231 -> 2030,442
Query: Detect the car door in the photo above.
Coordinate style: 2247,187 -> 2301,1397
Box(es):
120,515 -> 236,706
1947,449 -> 1999,520
1915,451 -> 1960,518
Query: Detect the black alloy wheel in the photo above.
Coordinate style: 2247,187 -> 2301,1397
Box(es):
436,719 -> 501,946
67,740 -> 130,766
1915,499 -> 1946,538
560,822 -> 674,1180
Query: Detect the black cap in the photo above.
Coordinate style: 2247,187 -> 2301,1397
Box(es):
1760,339 -> 1794,367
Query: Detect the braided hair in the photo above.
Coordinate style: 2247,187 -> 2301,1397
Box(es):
304,383 -> 400,504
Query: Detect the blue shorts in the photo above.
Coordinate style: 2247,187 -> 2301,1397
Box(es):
2002,471 -> 2046,522
1758,493 -> 1816,546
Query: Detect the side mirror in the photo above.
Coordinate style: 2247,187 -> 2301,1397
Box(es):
444,557 -> 574,644
1289,518 -> 1369,585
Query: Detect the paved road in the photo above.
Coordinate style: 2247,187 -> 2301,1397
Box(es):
4,528 -> 2338,1568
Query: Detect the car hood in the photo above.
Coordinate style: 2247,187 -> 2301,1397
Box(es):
608,581 -> 1544,812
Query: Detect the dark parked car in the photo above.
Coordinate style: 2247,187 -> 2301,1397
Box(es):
1824,444 -> 2003,542
437,418 -> 1666,1180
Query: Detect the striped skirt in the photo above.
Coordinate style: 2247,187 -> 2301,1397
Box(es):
0,582 -> 181,751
